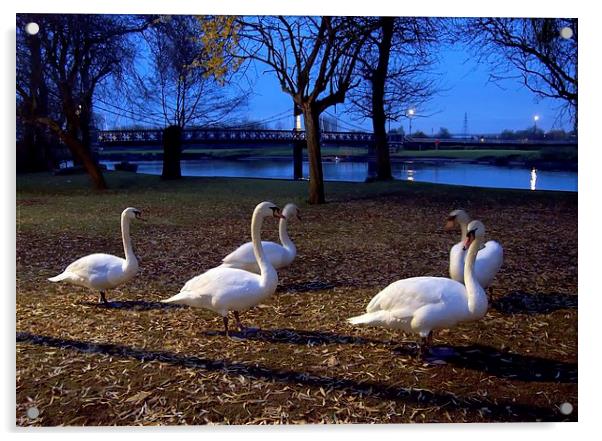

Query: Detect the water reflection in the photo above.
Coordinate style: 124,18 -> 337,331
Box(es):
100,159 -> 577,192
530,168 -> 537,191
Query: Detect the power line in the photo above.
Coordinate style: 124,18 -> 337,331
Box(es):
222,109 -> 292,130
94,104 -> 164,127
323,110 -> 369,132
95,97 -> 166,125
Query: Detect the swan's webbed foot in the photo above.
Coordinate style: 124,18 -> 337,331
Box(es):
99,291 -> 108,304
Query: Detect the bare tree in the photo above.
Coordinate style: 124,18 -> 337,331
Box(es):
132,16 -> 246,129
16,14 -> 151,189
238,16 -> 371,204
349,17 -> 439,180
126,15 -> 246,179
463,18 -> 577,130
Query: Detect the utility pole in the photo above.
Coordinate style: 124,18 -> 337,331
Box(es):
463,112 -> 469,139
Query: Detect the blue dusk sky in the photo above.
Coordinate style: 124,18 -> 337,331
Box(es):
241,44 -> 570,135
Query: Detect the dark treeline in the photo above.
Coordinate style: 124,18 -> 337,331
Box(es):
16,15 -> 577,203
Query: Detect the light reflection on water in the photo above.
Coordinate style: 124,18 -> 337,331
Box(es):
100,159 -> 577,192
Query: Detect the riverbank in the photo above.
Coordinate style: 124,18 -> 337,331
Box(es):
99,146 -> 577,172
17,172 -> 577,424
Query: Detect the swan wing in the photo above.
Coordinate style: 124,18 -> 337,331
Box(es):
449,242 -> 465,283
59,253 -> 127,289
166,266 -> 268,313
475,240 -> 504,287
353,277 -> 467,333
367,277 -> 456,314
222,241 -> 288,269
222,242 -> 256,265
450,241 -> 504,287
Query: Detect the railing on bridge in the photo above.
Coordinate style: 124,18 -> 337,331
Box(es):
95,128 -> 574,148
97,128 -> 380,145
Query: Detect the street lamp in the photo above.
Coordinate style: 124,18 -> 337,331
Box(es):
25,22 -> 40,36
407,108 -> 415,137
533,114 -> 540,132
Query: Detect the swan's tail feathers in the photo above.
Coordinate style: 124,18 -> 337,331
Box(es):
48,272 -> 70,282
161,291 -> 189,304
347,311 -> 392,327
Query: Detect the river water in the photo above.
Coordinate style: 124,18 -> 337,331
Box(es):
100,158 -> 577,192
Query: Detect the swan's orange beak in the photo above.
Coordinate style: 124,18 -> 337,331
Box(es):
462,235 -> 474,251
135,212 -> 147,222
274,212 -> 286,219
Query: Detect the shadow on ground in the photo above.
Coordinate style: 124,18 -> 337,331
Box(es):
16,331 -> 574,422
491,291 -> 577,315
78,300 -> 185,311
436,344 -> 577,383
203,327 -> 383,346
278,281 -> 337,294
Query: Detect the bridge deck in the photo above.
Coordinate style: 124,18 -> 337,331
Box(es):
95,128 -> 577,149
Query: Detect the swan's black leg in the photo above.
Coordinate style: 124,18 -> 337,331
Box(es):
223,316 -> 230,337
99,291 -> 108,304
419,331 -> 433,358
234,311 -> 245,332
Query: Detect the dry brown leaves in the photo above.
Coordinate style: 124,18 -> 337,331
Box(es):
16,177 -> 577,425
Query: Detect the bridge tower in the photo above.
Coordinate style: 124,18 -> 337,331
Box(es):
292,103 -> 304,180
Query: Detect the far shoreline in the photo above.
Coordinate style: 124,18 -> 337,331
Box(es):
98,150 -> 578,172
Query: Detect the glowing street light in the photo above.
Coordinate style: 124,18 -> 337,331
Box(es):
407,108 -> 415,137
533,114 -> 540,132
25,22 -> 40,36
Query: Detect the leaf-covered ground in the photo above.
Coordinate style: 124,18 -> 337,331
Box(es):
16,172 -> 577,425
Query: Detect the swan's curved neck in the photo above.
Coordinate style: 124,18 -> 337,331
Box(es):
121,215 -> 137,265
458,221 -> 468,242
251,212 -> 277,283
464,237 -> 488,317
278,217 -> 295,254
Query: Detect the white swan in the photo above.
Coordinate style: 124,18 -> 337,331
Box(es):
220,203 -> 301,274
162,202 -> 284,336
48,207 -> 144,303
445,209 -> 503,288
348,220 -> 489,355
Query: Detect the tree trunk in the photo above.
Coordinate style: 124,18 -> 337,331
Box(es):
68,138 -> 107,190
34,115 -> 106,188
302,106 -> 325,204
63,114 -> 107,189
22,33 -> 50,172
370,16 -> 394,181
162,125 -> 183,180
293,139 -> 304,180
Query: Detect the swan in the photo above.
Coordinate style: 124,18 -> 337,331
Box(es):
48,207 -> 145,303
348,220 -> 489,356
220,203 -> 301,274
445,209 -> 503,288
162,201 -> 284,336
